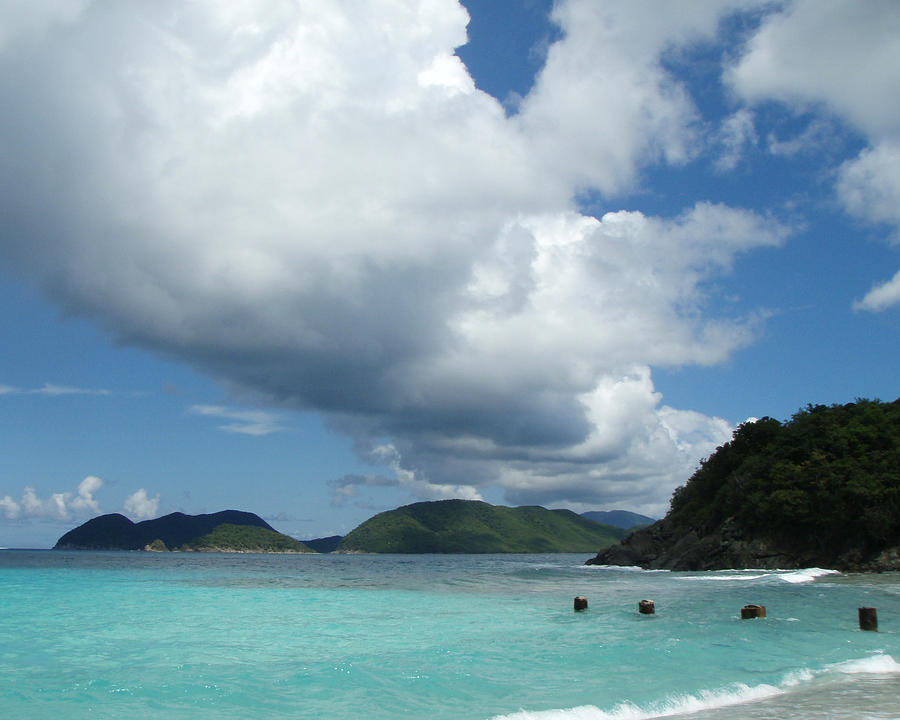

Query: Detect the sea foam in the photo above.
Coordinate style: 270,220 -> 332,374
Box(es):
829,653 -> 900,675
489,682 -> 784,720
675,567 -> 840,584
490,655 -> 898,720
776,568 -> 841,584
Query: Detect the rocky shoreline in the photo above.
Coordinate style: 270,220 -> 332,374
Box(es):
586,516 -> 900,573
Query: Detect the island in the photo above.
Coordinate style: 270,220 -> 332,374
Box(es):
587,398 -> 900,571
335,499 -> 625,553
54,509 -> 313,553
580,510 -> 655,530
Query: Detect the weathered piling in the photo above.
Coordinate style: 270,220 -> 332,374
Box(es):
574,596 -> 588,612
859,607 -> 878,631
638,599 -> 655,614
740,604 -> 766,619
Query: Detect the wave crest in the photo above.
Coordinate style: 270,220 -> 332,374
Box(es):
490,654 -> 898,720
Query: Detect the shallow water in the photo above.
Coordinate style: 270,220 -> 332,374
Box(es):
1,551 -> 897,719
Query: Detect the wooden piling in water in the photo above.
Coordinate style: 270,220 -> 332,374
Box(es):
859,607 -> 878,631
740,604 -> 766,619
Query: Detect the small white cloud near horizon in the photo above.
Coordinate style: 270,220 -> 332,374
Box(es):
0,475 -> 103,521
69,475 -> 103,515
123,489 -> 160,521
854,269 -> 900,312
0,494 -> 21,519
189,405 -> 286,436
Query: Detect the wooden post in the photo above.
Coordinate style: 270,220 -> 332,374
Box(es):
574,596 -> 588,612
639,599 -> 655,614
741,604 -> 766,619
859,607 -> 878,631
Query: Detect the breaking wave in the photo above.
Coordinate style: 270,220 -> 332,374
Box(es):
490,653 -> 899,720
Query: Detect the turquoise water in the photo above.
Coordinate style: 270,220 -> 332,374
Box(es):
1,552 -> 898,719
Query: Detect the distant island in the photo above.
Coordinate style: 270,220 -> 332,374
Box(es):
301,535 -> 343,553
580,510 -> 655,530
54,510 -> 313,553
588,399 -> 900,572
334,499 -> 625,553
55,500 -> 631,554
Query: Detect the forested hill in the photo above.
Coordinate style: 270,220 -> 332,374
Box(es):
54,510 -> 312,553
588,399 -> 900,571
337,499 -> 625,553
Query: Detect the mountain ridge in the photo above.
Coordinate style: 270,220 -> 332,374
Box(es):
336,499 -> 625,553
580,510 -> 655,530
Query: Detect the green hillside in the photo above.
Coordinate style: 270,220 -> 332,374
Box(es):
178,524 -> 313,553
337,499 -> 625,553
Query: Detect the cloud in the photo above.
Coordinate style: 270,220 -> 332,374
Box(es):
35,383 -> 111,397
0,383 -> 111,397
0,476 -> 103,521
837,142 -> 900,236
726,0 -> 900,143
0,495 -> 21,519
854,269 -> 900,312
727,0 -> 900,294
362,367 -> 732,517
766,119 -> 841,158
715,109 -> 757,172
0,1 -> 790,514
69,475 -> 102,514
516,0 -> 745,194
328,474 -> 399,506
329,445 -> 484,507
123,488 -> 160,521
189,405 -> 286,436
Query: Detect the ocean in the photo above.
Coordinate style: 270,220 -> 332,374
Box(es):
1,551 -> 898,719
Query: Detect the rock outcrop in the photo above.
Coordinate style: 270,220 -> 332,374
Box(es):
587,515 -> 900,572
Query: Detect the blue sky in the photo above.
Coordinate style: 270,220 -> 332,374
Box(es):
1,0 -> 898,548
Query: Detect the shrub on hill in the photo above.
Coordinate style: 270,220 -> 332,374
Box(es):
181,524 -> 312,552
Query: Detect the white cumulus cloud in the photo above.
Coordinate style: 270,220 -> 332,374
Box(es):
854,269 -> 900,312
837,142 -> 900,236
123,489 -> 160,521
0,1 -> 799,514
0,476 -> 103,520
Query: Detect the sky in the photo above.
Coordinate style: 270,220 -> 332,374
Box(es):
1,0 -> 898,548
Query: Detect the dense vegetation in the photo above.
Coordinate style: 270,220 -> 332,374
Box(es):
337,499 -> 625,553
669,399 -> 900,558
179,524 -> 312,552
301,535 -> 343,553
589,398 -> 900,570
